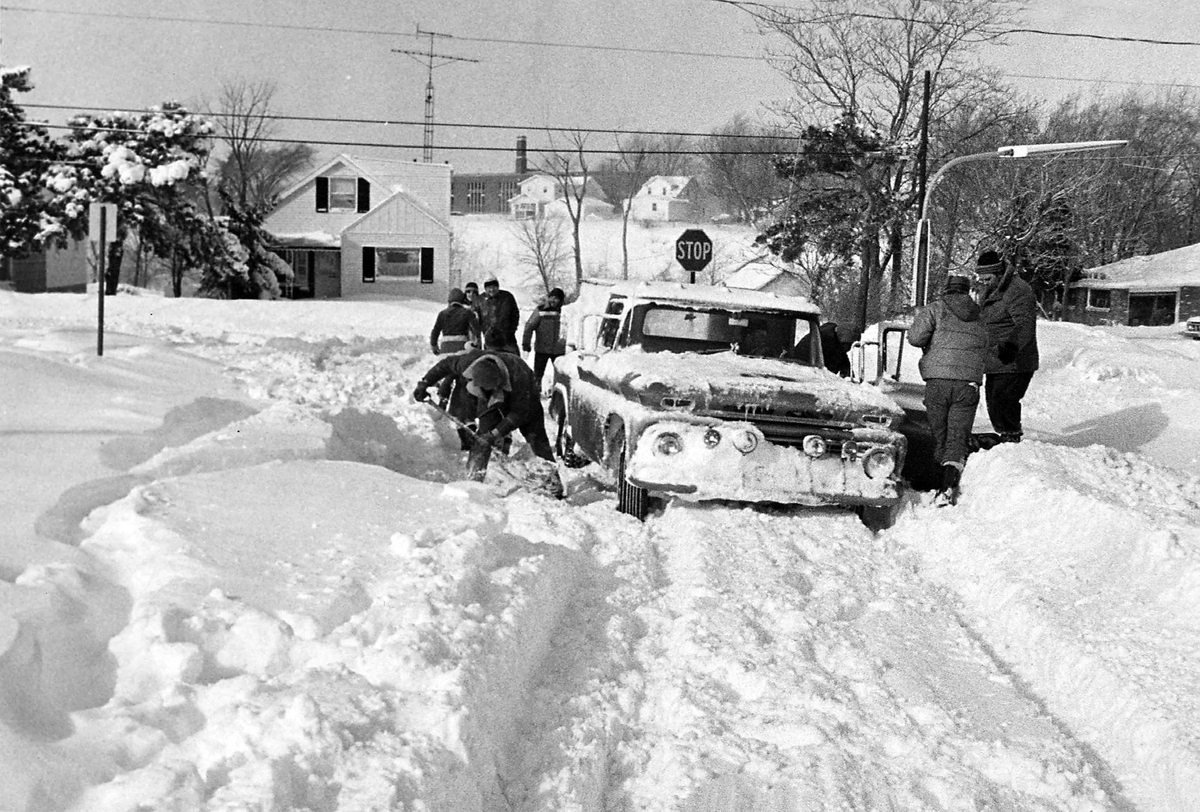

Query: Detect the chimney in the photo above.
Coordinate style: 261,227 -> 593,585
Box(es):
515,136 -> 528,175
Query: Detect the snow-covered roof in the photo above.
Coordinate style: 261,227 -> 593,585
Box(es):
603,280 -> 819,315
636,175 -> 692,198
274,153 -> 449,206
1076,242 -> 1200,290
722,262 -> 787,291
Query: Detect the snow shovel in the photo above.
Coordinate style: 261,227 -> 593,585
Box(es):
417,398 -> 564,499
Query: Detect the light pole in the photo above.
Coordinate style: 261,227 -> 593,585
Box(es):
912,139 -> 1128,307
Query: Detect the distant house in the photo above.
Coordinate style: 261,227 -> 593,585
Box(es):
1065,243 -> 1200,326
264,154 -> 452,301
721,258 -> 809,299
4,240 -> 91,293
510,173 -> 610,220
628,176 -> 722,223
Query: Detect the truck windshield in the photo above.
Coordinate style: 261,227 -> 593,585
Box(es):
635,304 -> 821,365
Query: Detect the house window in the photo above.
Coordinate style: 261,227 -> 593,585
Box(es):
1087,289 -> 1111,310
329,177 -> 357,211
377,249 -> 421,279
466,181 -> 486,213
499,180 -> 519,205
651,203 -> 658,212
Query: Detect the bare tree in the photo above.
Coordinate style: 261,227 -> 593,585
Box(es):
534,130 -> 593,291
595,134 -> 693,279
207,78 -> 315,210
701,115 -> 792,226
511,215 -> 571,294
725,0 -> 1020,323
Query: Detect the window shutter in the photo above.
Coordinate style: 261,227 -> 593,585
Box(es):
357,178 -> 370,213
420,247 -> 434,284
315,177 -> 329,212
362,247 -> 376,283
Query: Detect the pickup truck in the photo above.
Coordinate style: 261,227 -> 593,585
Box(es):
548,282 -> 909,519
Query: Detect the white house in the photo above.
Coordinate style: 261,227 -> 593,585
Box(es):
628,175 -> 722,223
509,173 -> 610,220
265,154 -> 452,301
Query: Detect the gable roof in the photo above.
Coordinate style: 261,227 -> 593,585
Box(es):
637,175 -> 693,198
274,153 -> 449,209
343,186 -> 450,235
1076,242 -> 1200,289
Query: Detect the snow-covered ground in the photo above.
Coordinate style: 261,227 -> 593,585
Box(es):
2,285 -> 1200,812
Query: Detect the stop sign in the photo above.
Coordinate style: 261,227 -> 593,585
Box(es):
675,228 -> 713,275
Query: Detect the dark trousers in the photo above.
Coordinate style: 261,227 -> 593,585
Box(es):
467,401 -> 556,480
531,352 -> 562,392
924,378 -> 980,466
985,371 -> 1035,436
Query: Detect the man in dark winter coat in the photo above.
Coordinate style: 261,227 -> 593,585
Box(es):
412,338 -> 561,493
908,274 -> 989,505
789,322 -> 852,376
975,249 -> 1039,443
476,276 -> 521,354
522,287 -> 567,393
430,288 -> 480,354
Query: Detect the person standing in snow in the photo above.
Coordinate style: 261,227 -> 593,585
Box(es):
476,276 -> 521,354
908,274 -> 989,505
429,288 -> 480,355
412,332 -> 561,496
975,249 -> 1040,444
521,287 -> 567,393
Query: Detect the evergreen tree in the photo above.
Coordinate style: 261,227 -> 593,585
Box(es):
39,101 -> 213,294
0,65 -> 62,257
196,187 -> 291,299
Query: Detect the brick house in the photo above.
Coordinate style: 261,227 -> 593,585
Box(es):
1065,242 -> 1200,327
264,154 -> 451,301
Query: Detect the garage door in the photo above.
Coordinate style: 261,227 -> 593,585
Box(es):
1128,293 -> 1177,326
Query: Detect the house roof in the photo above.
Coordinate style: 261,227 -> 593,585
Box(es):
518,173 -> 608,201
1076,242 -> 1200,290
274,153 -> 448,209
637,175 -> 693,198
722,262 -> 787,291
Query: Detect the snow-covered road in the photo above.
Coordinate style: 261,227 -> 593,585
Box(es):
3,291 -> 1200,811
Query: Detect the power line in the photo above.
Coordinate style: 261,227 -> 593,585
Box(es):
17,121 -> 1197,164
9,1 -> 1200,62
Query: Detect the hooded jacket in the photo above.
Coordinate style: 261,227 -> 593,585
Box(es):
979,268 -> 1040,374
908,292 -> 989,384
417,349 -> 542,435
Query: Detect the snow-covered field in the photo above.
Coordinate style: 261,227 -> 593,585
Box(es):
2,284 -> 1200,812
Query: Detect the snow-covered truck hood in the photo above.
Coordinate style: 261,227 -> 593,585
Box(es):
577,350 -> 905,427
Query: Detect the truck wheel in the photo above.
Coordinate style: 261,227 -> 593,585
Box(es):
551,395 -> 588,469
616,434 -> 651,521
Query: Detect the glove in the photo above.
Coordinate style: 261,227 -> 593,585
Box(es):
997,341 -> 1019,365
522,344 -> 531,353
482,429 -> 502,445
431,346 -> 440,355
413,386 -> 430,403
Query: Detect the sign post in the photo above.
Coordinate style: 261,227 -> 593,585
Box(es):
675,228 -> 713,283
89,202 -> 117,356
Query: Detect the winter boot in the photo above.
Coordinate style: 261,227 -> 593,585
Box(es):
935,462 -> 963,507
999,432 -> 1022,444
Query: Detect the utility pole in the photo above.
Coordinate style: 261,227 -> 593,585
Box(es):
393,25 -> 478,163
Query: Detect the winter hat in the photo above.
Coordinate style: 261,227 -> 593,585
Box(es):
976,250 -> 1005,275
483,275 -> 500,288
464,281 -> 479,293
447,287 -> 466,304
943,275 -> 971,295
549,287 -> 566,301
467,358 -> 504,390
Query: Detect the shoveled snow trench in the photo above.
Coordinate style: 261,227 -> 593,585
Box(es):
36,332 -> 1200,811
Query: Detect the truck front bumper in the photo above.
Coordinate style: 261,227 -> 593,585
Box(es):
627,420 -> 905,507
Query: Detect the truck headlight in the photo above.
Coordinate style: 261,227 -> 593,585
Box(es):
654,432 -> 683,456
732,430 -> 758,454
802,434 -> 827,458
703,428 -> 721,448
863,448 -> 896,479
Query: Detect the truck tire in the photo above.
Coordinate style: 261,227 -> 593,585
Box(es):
550,394 -> 588,468
615,432 -> 651,521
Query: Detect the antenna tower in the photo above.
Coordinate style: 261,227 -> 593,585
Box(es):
393,26 -> 478,162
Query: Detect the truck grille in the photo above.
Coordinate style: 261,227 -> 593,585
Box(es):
699,407 -> 853,451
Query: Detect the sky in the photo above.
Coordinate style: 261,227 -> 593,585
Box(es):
5,0 -> 1200,173
2,223 -> 1200,809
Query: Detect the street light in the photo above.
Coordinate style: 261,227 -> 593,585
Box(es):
912,139 -> 1128,307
